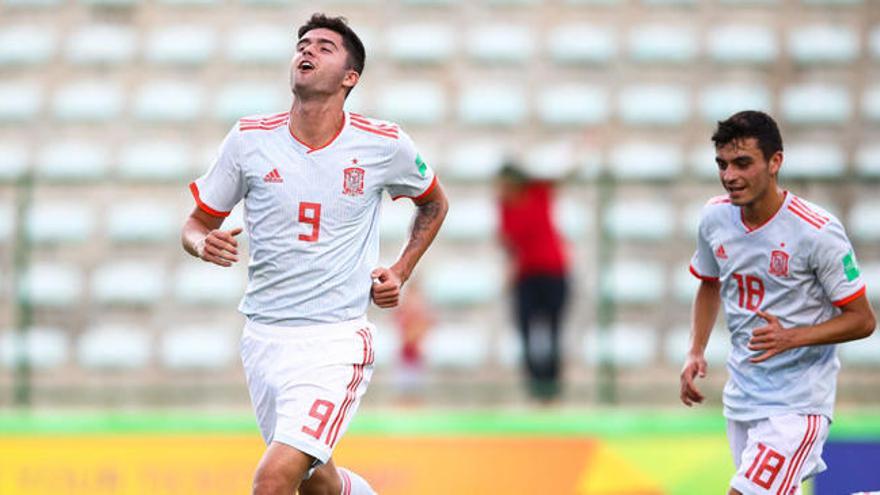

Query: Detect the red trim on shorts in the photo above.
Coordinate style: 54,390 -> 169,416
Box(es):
777,415 -> 820,495
833,285 -> 866,307
392,175 -> 439,202
340,469 -> 352,495
189,182 -> 230,218
689,264 -> 719,282
324,328 -> 373,448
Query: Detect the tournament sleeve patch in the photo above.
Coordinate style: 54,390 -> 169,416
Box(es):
842,251 -> 860,282
415,153 -> 428,177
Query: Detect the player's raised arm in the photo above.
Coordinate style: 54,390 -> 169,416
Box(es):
181,207 -> 243,268
372,183 -> 448,309
681,278 -> 722,406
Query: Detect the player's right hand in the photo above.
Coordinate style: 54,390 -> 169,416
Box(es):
196,227 -> 243,267
679,353 -> 707,407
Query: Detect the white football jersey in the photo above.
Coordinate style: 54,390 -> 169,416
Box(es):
690,191 -> 867,422
190,111 -> 437,326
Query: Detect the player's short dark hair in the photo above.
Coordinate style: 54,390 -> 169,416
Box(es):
712,110 -> 783,161
297,13 -> 365,76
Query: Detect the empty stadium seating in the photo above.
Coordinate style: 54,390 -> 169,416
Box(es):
376,82 -> 446,124
19,263 -> 83,308
602,262 -> 665,304
386,24 -> 453,64
708,25 -> 777,64
0,327 -> 69,370
537,84 -> 609,126
173,262 -> 247,305
788,25 -> 859,65
52,81 -> 124,122
0,83 -> 42,122
628,24 -> 697,64
663,326 -> 729,367
118,142 -> 191,182
424,323 -> 491,369
26,202 -> 93,244
848,200 -> 880,242
699,84 -> 772,122
36,141 -> 109,181
604,200 -> 674,240
618,84 -> 690,126
133,81 -> 204,122
0,25 -> 55,66
782,143 -> 846,179
145,25 -> 217,65
583,324 -> 658,369
467,25 -> 534,64
66,25 -> 137,65
547,24 -> 616,65
77,325 -> 151,370
609,142 -> 683,180
0,142 -> 28,182
107,203 -> 176,243
159,326 -> 236,370
458,84 -> 527,125
92,261 -> 166,306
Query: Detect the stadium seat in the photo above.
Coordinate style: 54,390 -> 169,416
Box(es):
496,328 -> 523,369
92,261 -> 166,306
423,259 -> 503,307
0,25 -> 55,66
401,0 -> 461,4
442,198 -> 497,241
159,326 -> 236,370
173,262 -> 247,305
628,24 -> 697,63
618,84 -> 690,126
52,81 -> 123,122
369,321 -> 398,367
0,205 -> 13,243
36,141 -> 109,181
862,86 -> 880,123
871,27 -> 880,60
673,263 -> 701,304
583,324 -> 658,368
77,325 -> 151,370
424,323 -> 491,369
848,200 -> 880,242
213,82 -> 287,123
118,141 -> 190,182
564,0 -> 622,4
26,202 -> 93,244
547,24 -> 616,65
604,200 -> 674,240
19,263 -> 83,308
133,81 -> 203,122
0,142 -> 28,182
707,25 -> 777,64
66,25 -> 136,65
238,0 -> 289,5
855,144 -> 880,177
158,0 -> 218,5
602,261 -> 665,304
641,0 -> 695,4
0,82 -> 42,122
226,26 -> 291,65
145,26 -> 216,65
376,81 -> 446,124
467,24 -> 533,64
689,146 -> 720,180
663,326 -> 729,367
0,327 -> 69,370
788,25 -> 858,65
458,84 -> 527,125
680,199 -> 706,238
386,24 -> 454,64
536,84 -> 609,126
781,84 -> 851,125
523,141 -> 577,179
107,203 -> 176,243
555,196 -> 592,240
79,0 -> 139,7
2,0 -> 62,6
609,142 -> 683,180
699,84 -> 772,122
445,140 -> 505,182
781,143 -> 846,179
801,0 -> 861,3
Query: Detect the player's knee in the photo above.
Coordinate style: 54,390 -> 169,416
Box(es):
252,465 -> 299,495
299,469 -> 342,495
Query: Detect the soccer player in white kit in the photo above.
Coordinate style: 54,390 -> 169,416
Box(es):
679,111 -> 876,495
181,14 -> 448,495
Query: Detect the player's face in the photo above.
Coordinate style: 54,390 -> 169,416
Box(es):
291,28 -> 359,98
715,138 -> 782,207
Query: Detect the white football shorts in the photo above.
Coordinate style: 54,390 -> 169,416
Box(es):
241,317 -> 375,467
728,413 -> 830,495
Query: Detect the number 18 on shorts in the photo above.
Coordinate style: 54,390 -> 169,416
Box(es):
729,414 -> 829,495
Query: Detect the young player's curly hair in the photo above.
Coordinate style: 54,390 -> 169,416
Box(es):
297,13 -> 366,76
712,110 -> 783,161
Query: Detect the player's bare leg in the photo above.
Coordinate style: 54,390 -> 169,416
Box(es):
728,488 -> 742,495
252,441 -> 313,495
301,457 -> 376,495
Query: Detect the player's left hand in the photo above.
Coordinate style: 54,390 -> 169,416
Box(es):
748,310 -> 795,363
370,266 -> 403,308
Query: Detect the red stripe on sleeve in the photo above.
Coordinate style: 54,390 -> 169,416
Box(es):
689,264 -> 719,282
833,285 -> 866,307
189,182 -> 231,218
392,175 -> 439,202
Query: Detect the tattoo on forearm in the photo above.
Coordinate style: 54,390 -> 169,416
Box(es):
412,200 -> 443,241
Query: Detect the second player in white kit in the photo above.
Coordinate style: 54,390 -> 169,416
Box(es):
680,111 -> 875,495
182,14 -> 448,495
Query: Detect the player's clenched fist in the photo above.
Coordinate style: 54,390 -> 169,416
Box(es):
196,227 -> 243,267
370,267 -> 402,308
679,353 -> 707,407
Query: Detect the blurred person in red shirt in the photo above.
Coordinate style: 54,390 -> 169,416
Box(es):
392,281 -> 435,403
497,162 -> 570,401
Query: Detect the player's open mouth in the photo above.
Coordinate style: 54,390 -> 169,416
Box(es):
298,60 -> 315,72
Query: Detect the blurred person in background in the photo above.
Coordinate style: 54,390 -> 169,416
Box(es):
680,111 -> 876,495
391,281 -> 435,404
497,161 -> 570,402
181,13 -> 448,495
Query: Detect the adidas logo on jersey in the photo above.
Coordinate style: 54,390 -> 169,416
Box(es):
715,244 -> 728,260
264,168 -> 283,183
